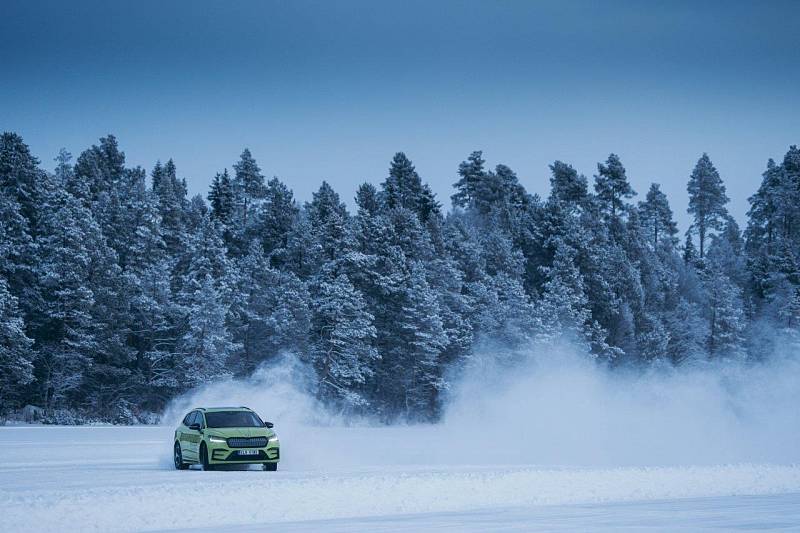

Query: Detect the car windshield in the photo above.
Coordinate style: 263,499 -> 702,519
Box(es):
204,411 -> 263,428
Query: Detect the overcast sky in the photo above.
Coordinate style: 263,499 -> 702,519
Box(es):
2,0 -> 798,230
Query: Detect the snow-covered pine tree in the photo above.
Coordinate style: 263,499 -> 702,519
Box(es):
228,148 -> 266,255
594,153 -> 635,221
745,159 -> 783,253
70,135 -> 126,205
451,151 -> 487,209
0,132 -> 46,236
176,273 -> 237,387
227,243 -> 310,375
549,160 -> 589,208
0,188 -> 36,316
536,241 -> 594,350
745,149 -> 800,303
355,182 -> 382,216
131,256 -> 180,404
178,214 -> 229,290
76,191 -> 134,416
208,169 -> 234,225
773,282 -> 800,355
779,145 -> 800,242
147,211 -> 234,391
0,278 -> 34,412
664,298 -> 708,363
418,183 -> 442,223
258,177 -> 299,266
624,207 -> 678,361
703,263 -> 746,359
53,149 -> 74,186
398,263 -> 447,420
471,272 -> 538,356
707,216 -> 747,289
382,152 -> 425,215
424,255 -> 472,367
480,224 -> 525,279
687,153 -> 729,258
639,183 -> 678,249
152,159 -> 188,257
310,271 -> 378,410
306,181 -> 351,263
465,163 -> 532,234
31,188 -> 105,409
283,208 -> 320,280
683,233 -> 698,266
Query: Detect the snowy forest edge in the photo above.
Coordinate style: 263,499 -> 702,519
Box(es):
1,132 -> 799,425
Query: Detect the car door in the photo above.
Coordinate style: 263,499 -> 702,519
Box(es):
177,412 -> 194,459
191,411 -> 206,459
182,411 -> 202,461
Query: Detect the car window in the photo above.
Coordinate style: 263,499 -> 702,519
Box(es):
205,411 -> 263,428
187,411 -> 199,427
195,411 -> 205,428
182,412 -> 193,426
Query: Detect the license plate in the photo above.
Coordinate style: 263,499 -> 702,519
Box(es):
238,449 -> 259,456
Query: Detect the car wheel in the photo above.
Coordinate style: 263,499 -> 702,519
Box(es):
263,463 -> 277,471
174,442 -> 188,470
200,443 -> 213,471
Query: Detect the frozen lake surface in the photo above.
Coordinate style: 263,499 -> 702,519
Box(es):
2,425 -> 800,532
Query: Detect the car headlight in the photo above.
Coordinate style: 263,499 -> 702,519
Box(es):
208,435 -> 227,443
267,434 -> 278,443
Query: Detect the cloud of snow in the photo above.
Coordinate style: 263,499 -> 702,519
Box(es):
163,344 -> 800,470
162,353 -> 329,428
440,342 -> 800,466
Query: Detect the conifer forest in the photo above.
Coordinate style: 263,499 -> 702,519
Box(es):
1,132 -> 798,423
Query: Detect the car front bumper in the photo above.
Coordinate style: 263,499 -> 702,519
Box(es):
208,441 -> 280,464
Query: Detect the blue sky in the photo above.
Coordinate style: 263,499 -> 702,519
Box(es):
2,0 -> 798,230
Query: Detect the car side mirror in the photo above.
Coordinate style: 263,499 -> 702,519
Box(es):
264,421 -> 274,428
189,423 -> 201,431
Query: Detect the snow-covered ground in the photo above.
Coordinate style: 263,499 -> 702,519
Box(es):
2,425 -> 800,532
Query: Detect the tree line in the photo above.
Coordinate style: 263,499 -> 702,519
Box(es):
1,132 -> 798,422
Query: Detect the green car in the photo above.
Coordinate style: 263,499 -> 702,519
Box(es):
173,406 -> 280,471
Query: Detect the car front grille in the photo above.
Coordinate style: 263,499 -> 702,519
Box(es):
226,437 -> 268,448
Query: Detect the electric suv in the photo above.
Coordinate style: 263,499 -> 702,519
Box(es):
173,406 -> 280,471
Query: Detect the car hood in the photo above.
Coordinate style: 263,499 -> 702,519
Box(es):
205,427 -> 274,438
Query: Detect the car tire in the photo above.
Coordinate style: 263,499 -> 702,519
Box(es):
174,442 -> 189,470
200,443 -> 213,471
263,463 -> 277,471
